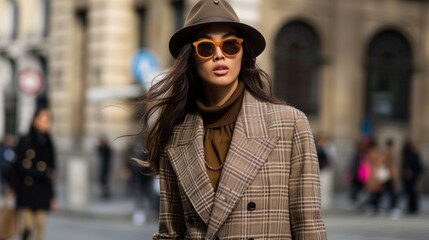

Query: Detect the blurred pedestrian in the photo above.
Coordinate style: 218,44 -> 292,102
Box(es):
365,139 -> 387,214
96,135 -> 112,200
315,134 -> 331,171
0,134 -> 16,195
316,134 -> 335,210
139,0 -> 326,239
348,139 -> 369,204
382,138 -> 398,212
0,134 -> 17,240
123,140 -> 155,226
401,139 -> 425,215
12,106 -> 57,240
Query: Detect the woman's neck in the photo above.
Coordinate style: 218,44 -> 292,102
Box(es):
201,80 -> 239,107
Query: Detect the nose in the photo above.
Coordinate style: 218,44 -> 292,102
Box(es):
213,44 -> 225,61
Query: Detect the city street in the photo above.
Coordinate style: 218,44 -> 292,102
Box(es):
39,212 -> 429,240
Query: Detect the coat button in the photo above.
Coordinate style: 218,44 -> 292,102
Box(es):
37,161 -> 47,172
24,176 -> 34,186
247,201 -> 256,211
212,236 -> 220,240
26,149 -> 36,159
23,159 -> 32,169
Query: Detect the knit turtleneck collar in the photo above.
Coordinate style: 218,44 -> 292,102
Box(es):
196,81 -> 245,128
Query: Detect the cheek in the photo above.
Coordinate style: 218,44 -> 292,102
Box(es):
232,54 -> 243,74
195,61 -> 210,78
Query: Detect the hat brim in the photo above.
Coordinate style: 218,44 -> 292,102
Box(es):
169,20 -> 266,59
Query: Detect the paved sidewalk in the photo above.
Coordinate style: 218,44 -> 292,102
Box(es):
3,189 -> 428,220
55,191 -> 429,220
323,192 -> 429,217
54,184 -> 152,222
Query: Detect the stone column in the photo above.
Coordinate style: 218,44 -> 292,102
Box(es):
330,0 -> 363,191
417,3 -> 429,192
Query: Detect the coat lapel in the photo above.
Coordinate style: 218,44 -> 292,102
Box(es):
206,92 -> 279,237
166,113 -> 215,225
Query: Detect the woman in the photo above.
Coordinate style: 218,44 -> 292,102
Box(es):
12,107 -> 57,240
382,138 -> 398,211
140,1 -> 326,239
364,139 -> 386,214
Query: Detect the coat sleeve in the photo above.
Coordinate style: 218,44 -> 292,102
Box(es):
153,151 -> 186,240
288,110 -> 326,240
47,137 -> 56,201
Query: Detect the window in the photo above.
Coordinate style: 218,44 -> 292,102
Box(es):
135,6 -> 147,49
274,21 -> 321,115
365,30 -> 412,121
35,0 -> 50,37
72,8 -> 88,145
2,0 -> 18,40
171,0 -> 184,32
35,55 -> 48,104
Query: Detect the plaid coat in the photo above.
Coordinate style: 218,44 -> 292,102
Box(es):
154,91 -> 326,240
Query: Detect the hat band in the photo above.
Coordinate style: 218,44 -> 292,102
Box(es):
187,16 -> 238,27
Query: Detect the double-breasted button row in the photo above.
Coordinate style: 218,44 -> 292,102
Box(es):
22,159 -> 47,172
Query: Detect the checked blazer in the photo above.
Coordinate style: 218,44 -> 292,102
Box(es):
153,91 -> 326,240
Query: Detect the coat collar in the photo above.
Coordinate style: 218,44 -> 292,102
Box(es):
166,91 -> 278,234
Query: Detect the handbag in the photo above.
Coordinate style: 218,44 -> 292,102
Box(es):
357,156 -> 370,183
0,193 -> 17,239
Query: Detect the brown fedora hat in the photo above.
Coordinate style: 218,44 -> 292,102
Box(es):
169,0 -> 266,58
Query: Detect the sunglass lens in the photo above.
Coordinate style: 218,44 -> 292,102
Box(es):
197,42 -> 215,58
222,39 -> 241,55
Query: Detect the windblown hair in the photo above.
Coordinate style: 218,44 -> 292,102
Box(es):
139,33 -> 282,173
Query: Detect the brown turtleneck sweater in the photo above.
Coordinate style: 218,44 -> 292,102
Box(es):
196,81 -> 245,191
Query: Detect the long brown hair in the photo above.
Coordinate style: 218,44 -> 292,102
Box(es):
140,31 -> 282,173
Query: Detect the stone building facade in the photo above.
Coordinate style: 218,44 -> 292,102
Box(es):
1,0 -> 429,192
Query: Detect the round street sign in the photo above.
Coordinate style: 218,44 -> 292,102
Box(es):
18,69 -> 44,95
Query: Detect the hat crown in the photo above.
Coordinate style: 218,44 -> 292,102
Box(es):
184,0 -> 240,27
169,0 -> 265,58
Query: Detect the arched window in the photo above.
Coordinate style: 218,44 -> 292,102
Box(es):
365,30 -> 412,121
274,21 -> 321,115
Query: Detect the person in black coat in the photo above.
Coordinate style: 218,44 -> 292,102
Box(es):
401,139 -> 425,215
12,107 -> 57,240
0,134 -> 16,194
97,135 -> 112,200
